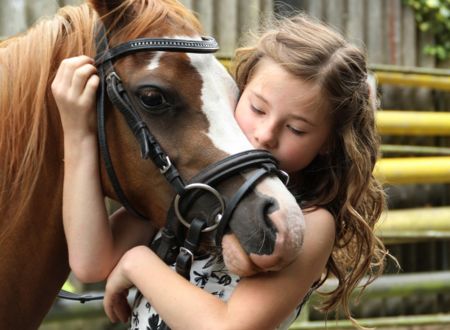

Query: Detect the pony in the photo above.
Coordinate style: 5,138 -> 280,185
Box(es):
0,1 -> 304,328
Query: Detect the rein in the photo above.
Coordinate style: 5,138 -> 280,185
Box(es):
58,22 -> 288,321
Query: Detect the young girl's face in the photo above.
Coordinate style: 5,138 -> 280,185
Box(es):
235,57 -> 332,174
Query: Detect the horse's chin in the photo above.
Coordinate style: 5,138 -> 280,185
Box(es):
221,233 -> 300,277
221,234 -> 262,277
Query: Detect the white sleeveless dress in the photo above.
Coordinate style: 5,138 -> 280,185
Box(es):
128,252 -> 311,330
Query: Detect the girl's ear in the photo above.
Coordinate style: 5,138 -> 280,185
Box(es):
87,0 -> 123,18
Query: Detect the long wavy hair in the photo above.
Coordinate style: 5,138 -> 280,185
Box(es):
233,13 -> 389,326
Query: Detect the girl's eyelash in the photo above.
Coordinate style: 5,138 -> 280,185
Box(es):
287,125 -> 305,135
250,105 -> 264,114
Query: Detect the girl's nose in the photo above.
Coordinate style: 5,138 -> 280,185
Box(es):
254,122 -> 278,149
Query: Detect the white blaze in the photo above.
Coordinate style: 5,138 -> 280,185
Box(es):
147,51 -> 163,70
144,36 -> 251,154
187,52 -> 253,154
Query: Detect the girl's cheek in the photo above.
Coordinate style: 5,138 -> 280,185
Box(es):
235,108 -> 248,131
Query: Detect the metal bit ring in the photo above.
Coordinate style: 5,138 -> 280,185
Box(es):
174,183 -> 225,233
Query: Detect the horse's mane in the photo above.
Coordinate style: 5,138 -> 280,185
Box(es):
0,4 -> 97,228
0,0 -> 201,230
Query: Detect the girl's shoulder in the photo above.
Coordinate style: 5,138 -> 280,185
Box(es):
300,206 -> 336,257
302,206 -> 335,227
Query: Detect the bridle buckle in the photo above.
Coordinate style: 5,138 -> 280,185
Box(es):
179,247 -> 194,264
160,156 -> 172,174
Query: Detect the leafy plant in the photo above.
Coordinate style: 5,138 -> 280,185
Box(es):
403,0 -> 450,60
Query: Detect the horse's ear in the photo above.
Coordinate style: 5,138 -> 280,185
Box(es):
87,0 -> 124,19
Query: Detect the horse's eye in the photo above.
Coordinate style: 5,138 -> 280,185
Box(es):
137,87 -> 167,110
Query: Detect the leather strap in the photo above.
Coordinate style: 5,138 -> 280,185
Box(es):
215,167 -> 275,244
189,149 -> 282,186
175,218 -> 206,280
95,22 -> 149,220
105,72 -> 186,194
57,289 -> 103,303
96,37 -> 219,66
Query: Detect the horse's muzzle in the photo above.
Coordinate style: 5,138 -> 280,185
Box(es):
222,177 -> 305,275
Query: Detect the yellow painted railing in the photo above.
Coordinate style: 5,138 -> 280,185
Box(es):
370,64 -> 450,91
376,206 -> 450,242
376,110 -> 450,136
374,156 -> 450,184
220,60 -> 450,91
374,72 -> 450,91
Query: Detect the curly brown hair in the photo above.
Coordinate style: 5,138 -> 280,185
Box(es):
233,13 -> 389,327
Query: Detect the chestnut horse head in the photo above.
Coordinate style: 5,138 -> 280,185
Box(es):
0,0 -> 304,328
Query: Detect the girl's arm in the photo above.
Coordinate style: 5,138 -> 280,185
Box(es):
104,207 -> 335,330
52,56 -> 155,282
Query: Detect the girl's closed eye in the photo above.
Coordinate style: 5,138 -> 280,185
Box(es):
250,104 -> 265,115
287,124 -> 306,135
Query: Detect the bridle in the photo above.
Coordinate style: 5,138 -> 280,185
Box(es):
58,22 -> 288,313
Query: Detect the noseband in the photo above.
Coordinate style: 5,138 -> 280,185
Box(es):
58,22 -> 288,311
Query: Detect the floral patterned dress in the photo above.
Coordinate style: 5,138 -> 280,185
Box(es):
128,251 -> 312,330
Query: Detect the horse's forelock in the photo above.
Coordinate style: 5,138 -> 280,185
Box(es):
107,0 -> 202,43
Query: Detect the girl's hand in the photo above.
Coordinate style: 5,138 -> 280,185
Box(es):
103,257 -> 133,324
51,55 -> 99,140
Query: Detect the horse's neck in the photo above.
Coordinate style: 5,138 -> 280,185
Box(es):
0,126 -> 67,330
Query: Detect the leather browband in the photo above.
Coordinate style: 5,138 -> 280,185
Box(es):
95,36 -> 219,66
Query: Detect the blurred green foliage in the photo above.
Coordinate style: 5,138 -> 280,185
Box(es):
403,0 -> 450,61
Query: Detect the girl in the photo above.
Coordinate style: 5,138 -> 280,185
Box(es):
52,13 -> 388,330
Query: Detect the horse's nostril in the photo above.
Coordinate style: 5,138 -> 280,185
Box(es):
262,198 -> 278,235
229,195 -> 282,256
263,197 -> 279,215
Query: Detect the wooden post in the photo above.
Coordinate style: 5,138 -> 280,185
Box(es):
238,0 -> 261,37
0,0 -> 28,36
346,0 -> 365,48
261,0 -> 274,19
400,2 -> 419,109
178,0 -> 193,10
324,0 -> 344,34
26,0 -> 59,26
415,28 -> 436,110
215,0 -> 237,58
61,0 -> 83,5
194,0 -> 214,35
307,0 -> 323,20
367,0 -> 386,64
386,0 -> 402,65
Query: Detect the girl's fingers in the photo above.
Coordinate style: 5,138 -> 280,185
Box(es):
52,56 -> 95,97
79,74 -> 100,106
104,295 -> 119,323
71,63 -> 98,98
104,291 -> 130,324
115,294 -> 131,323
